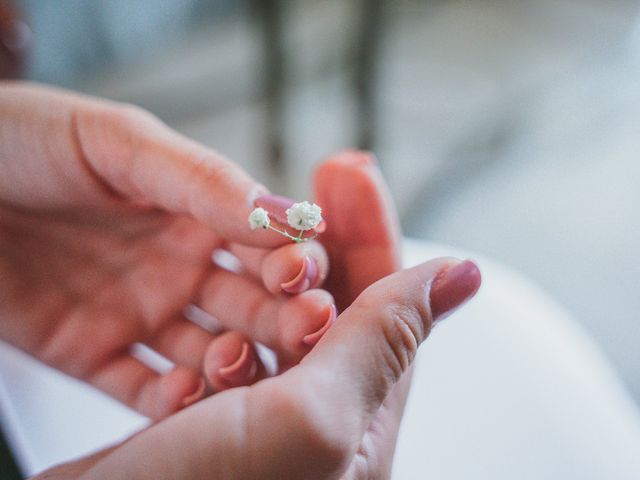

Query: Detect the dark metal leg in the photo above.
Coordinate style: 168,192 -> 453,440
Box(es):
354,0 -> 384,151
251,0 -> 286,174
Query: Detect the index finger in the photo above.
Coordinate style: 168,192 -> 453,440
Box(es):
75,101 -> 303,247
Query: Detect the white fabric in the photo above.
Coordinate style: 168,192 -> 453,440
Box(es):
1,239 -> 639,478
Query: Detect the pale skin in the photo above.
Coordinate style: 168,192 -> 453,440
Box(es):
0,82 -> 479,479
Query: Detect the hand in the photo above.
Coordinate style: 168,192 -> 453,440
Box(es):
35,152 -> 481,479
38,261 -> 480,480
0,82 -> 335,419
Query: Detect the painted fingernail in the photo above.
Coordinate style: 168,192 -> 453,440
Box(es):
254,194 -> 296,224
181,378 -> 206,407
219,342 -> 258,385
281,256 -> 319,294
303,304 -> 337,346
429,260 -> 481,321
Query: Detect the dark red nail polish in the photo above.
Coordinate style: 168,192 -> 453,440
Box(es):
429,260 -> 481,321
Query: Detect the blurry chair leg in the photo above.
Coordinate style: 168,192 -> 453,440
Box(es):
354,0 -> 384,152
251,0 -> 286,176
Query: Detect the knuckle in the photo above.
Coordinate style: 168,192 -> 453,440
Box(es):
377,302 -> 427,380
185,156 -> 239,212
196,156 -> 238,191
93,103 -> 160,198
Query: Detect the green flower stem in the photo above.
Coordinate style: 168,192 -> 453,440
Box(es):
267,225 -> 316,243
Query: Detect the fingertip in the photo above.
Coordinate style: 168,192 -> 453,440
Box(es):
314,149 -> 377,173
280,256 -> 318,294
203,332 -> 261,391
261,242 -> 329,295
158,366 -> 205,418
278,289 -> 336,361
313,149 -> 399,248
302,304 -> 337,347
429,259 -> 481,322
181,378 -> 206,408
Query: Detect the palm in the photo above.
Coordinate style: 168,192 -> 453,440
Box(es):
0,205 -> 220,418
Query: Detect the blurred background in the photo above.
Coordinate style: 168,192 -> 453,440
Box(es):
2,0 -> 639,406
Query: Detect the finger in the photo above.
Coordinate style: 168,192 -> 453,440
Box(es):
296,258 -> 481,434
203,331 -> 266,391
229,240 -> 329,294
74,101 -> 304,247
197,269 -> 336,361
88,353 -> 205,420
147,317 -> 267,391
314,150 -> 402,308
147,318 -> 217,371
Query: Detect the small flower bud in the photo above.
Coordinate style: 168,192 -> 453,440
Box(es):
248,207 -> 270,230
286,201 -> 322,231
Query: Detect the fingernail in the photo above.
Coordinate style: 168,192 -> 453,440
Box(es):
181,378 -> 206,407
281,256 -> 319,294
219,342 -> 258,385
254,194 -> 296,224
303,304 -> 337,346
429,260 -> 481,321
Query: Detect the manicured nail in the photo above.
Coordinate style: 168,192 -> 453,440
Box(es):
255,194 -> 327,233
254,194 -> 296,224
181,378 -> 206,407
219,342 -> 258,385
429,260 -> 481,321
281,256 -> 319,294
303,304 -> 337,346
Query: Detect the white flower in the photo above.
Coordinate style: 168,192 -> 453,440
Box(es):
286,201 -> 322,231
248,207 -> 270,230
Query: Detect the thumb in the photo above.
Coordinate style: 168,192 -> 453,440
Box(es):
298,257 -> 481,428
75,100 -> 294,247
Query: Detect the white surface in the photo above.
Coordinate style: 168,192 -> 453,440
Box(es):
1,239 -> 639,478
394,240 -> 640,479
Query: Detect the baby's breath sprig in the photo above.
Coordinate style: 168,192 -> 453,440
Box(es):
249,201 -> 322,243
